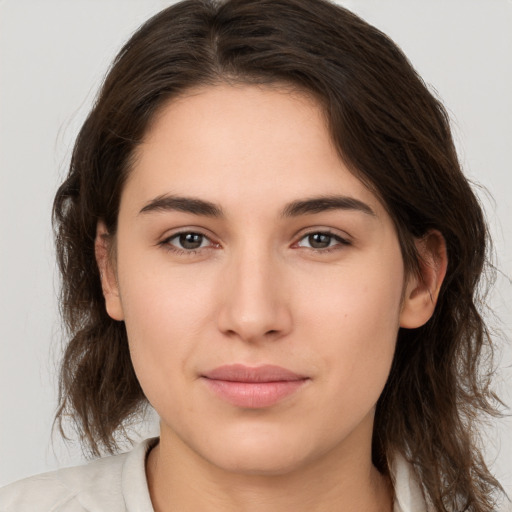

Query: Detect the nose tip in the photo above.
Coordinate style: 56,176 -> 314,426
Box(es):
216,257 -> 292,343
221,314 -> 285,343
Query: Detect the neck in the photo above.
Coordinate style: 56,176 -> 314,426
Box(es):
146,424 -> 393,512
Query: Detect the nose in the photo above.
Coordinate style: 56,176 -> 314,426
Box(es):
217,245 -> 293,343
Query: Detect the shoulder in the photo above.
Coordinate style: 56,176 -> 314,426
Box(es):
0,438 -> 157,512
0,453 -> 128,512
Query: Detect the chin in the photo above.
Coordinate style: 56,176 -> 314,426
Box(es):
195,425 -> 324,476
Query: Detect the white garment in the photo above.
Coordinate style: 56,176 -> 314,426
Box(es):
0,438 -> 428,511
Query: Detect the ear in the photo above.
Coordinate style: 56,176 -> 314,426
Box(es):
95,221 -> 124,321
399,230 -> 448,329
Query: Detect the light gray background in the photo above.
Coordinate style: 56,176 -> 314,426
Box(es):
1,0 -> 511,503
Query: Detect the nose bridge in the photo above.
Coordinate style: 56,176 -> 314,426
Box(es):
217,238 -> 291,342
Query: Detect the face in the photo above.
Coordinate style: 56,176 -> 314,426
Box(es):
99,84 -> 426,475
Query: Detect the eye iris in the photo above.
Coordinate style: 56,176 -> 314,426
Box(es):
179,233 -> 203,249
308,233 -> 331,248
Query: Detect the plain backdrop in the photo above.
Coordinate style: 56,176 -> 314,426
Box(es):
1,0 -> 511,504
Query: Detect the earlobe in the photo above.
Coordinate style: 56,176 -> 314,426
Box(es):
95,221 -> 124,321
399,230 -> 448,329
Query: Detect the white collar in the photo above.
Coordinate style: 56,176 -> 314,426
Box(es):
391,453 -> 431,512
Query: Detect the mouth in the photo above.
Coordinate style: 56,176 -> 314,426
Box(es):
201,364 -> 309,409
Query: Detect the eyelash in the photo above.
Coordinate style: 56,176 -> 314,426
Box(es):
160,229 -> 351,257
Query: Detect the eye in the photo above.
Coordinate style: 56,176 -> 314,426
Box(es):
296,232 -> 349,250
165,232 -> 212,251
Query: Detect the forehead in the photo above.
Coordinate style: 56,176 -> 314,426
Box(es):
124,84 -> 386,219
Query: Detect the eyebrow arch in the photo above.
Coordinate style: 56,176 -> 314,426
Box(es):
139,195 -> 224,217
281,195 -> 376,217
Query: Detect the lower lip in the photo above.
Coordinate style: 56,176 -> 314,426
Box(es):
202,378 -> 308,408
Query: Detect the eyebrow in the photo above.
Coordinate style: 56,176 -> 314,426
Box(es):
139,195 -> 224,217
281,195 -> 375,218
139,194 -> 375,218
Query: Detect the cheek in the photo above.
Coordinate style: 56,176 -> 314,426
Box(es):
297,255 -> 404,407
116,259 -> 218,398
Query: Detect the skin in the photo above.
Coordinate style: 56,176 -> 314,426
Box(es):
96,84 -> 446,512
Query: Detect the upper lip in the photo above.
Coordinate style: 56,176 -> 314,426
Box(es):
202,364 -> 307,383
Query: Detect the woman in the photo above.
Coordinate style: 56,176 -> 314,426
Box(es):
0,0 -> 506,510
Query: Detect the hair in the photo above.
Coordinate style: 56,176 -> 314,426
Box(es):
52,0 -> 504,510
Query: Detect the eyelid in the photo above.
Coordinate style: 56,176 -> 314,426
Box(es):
294,227 -> 352,242
159,225 -> 216,242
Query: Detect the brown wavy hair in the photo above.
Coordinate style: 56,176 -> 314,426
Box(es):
53,0 -> 504,509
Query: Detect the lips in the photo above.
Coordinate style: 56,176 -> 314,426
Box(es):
201,364 -> 309,408
203,364 -> 306,383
